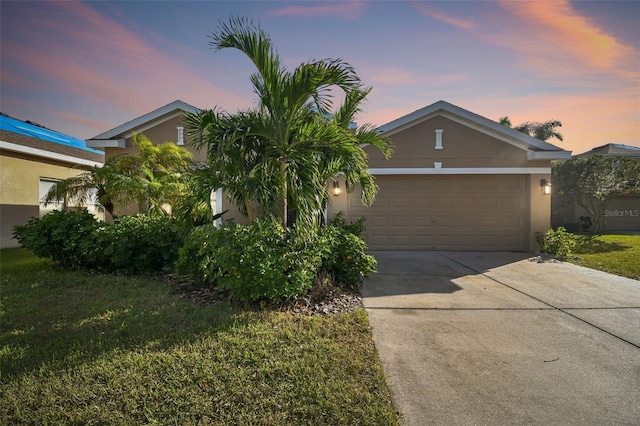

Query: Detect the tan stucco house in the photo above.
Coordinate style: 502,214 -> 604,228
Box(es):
327,101 -> 571,251
87,100 -> 571,252
1,114 -> 104,248
86,100 -> 247,222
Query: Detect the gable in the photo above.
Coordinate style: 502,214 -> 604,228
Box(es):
367,115 -> 533,169
104,115 -> 207,164
87,100 -> 198,150
367,101 -> 571,173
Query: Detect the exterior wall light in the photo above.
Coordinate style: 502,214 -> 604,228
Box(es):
540,179 -> 552,195
332,181 -> 341,196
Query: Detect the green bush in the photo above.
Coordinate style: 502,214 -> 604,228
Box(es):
13,210 -> 101,269
536,226 -> 577,259
175,223 -> 225,285
14,211 -> 182,274
177,220 -> 328,302
100,215 -> 183,274
329,211 -> 367,237
319,224 -> 377,289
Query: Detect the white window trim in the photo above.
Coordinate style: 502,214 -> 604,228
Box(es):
39,178 -> 63,215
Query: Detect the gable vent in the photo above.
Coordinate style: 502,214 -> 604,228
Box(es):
177,126 -> 184,145
435,129 -> 443,149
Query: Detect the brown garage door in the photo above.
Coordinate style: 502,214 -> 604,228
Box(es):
346,175 -> 526,251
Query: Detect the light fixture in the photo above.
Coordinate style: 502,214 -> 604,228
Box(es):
332,181 -> 341,196
540,179 -> 552,195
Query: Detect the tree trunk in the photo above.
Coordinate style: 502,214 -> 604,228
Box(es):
279,159 -> 288,228
244,197 -> 256,222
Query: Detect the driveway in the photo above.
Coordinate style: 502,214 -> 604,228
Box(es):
363,251 -> 640,425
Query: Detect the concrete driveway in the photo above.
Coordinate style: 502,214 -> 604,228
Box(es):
363,251 -> 640,425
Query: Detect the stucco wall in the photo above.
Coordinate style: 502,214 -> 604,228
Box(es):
0,152 -> 95,248
106,115 -> 208,164
527,174 -> 552,251
367,116 -> 531,169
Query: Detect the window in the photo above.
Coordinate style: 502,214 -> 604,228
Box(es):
39,178 -> 63,216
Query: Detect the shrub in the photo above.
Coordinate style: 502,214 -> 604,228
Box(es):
175,224 -> 225,285
13,210 -> 101,268
13,211 -> 183,274
100,215 -> 183,274
319,224 -> 377,289
329,211 -> 367,237
177,220 -> 327,302
536,226 -> 577,259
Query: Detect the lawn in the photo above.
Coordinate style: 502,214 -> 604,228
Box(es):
0,248 -> 398,425
570,234 -> 640,280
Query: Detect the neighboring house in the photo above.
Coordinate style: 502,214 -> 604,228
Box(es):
554,143 -> 640,232
86,100 -> 247,221
88,100 -> 571,252
574,143 -> 640,159
0,113 -> 104,249
327,101 -> 571,251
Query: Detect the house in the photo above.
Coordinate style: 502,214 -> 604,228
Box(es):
86,100 -> 247,222
0,113 -> 104,248
575,143 -> 640,158
88,100 -> 571,252
554,143 -> 640,232
86,100 -> 203,160
327,101 -> 571,251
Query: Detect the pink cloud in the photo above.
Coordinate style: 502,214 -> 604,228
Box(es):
496,0 -> 638,82
2,0 -> 249,136
460,90 -> 640,154
49,111 -> 116,135
365,66 -> 468,87
0,70 -> 36,91
269,0 -> 365,19
410,2 -> 475,30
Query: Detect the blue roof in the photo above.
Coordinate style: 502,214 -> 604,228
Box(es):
0,114 -> 104,155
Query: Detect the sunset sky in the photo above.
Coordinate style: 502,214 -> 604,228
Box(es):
1,0 -> 638,155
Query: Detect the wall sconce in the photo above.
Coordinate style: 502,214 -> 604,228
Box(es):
332,181 -> 341,196
540,179 -> 552,195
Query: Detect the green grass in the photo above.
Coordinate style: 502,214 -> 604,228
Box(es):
570,234 -> 640,280
0,249 -> 398,425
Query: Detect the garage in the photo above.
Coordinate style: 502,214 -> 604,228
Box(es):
346,175 -> 526,251
327,101 -> 572,252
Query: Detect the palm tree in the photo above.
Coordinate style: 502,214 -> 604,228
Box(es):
45,134 -> 193,218
187,17 -> 392,228
499,116 -> 563,142
123,134 -> 193,216
43,158 -> 125,218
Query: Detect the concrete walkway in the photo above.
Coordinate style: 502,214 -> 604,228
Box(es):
363,251 -> 640,425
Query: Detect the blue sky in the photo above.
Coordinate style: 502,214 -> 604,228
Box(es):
1,0 -> 638,155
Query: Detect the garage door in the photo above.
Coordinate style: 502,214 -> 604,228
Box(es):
346,175 -> 526,251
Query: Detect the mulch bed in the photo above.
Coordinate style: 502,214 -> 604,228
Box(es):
170,278 -> 363,316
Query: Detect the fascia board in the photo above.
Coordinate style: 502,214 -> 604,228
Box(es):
0,141 -> 103,167
527,150 -> 572,160
91,100 -> 199,140
121,111 -> 184,139
86,139 -> 126,149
